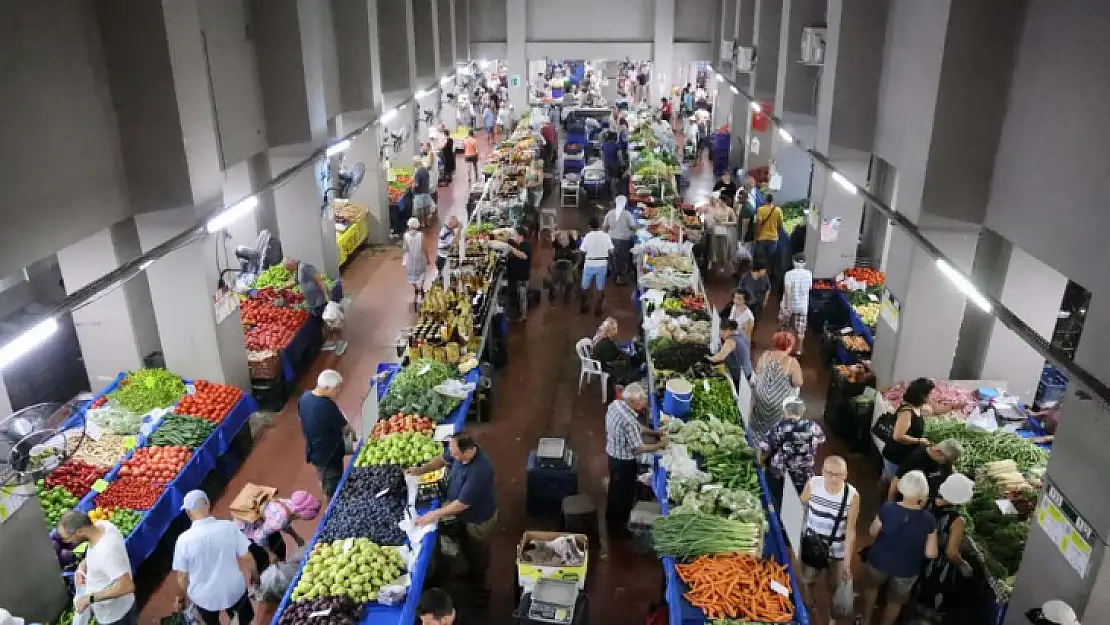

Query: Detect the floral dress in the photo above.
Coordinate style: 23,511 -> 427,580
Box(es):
758,418 -> 825,492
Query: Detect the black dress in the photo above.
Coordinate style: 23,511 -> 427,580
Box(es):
917,506 -> 966,616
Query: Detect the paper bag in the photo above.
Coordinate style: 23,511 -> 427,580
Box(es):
230,483 -> 277,523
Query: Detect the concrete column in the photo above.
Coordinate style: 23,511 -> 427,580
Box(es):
413,0 -> 437,84
769,0 -> 824,190
743,0 -> 781,170
0,377 -> 12,420
55,222 -> 161,387
506,0 -> 527,112
712,0 -> 737,132
803,158 -> 867,278
271,147 -> 341,278
950,227 -> 1010,381
336,117 -> 389,245
653,0 -> 675,104
438,0 -> 455,72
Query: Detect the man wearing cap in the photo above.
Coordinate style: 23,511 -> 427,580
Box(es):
173,490 -> 257,625
57,510 -> 136,625
888,438 -> 963,507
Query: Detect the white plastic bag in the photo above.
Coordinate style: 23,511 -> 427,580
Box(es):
322,301 -> 343,323
966,406 -> 998,432
832,579 -> 855,618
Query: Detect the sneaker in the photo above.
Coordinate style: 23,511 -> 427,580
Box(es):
321,341 -> 336,351
333,340 -> 348,356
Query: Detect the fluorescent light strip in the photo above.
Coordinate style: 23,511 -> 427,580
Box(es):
206,196 -> 259,233
325,139 -> 351,158
830,171 -> 857,194
415,89 -> 429,99
936,259 -> 992,312
749,101 -> 761,112
381,109 -> 398,124
777,127 -> 794,144
729,85 -> 739,95
441,75 -> 453,85
706,64 -> 714,73
0,318 -> 58,370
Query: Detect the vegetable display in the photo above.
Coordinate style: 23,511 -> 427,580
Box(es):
37,484 -> 79,527
108,369 -> 186,415
354,432 -> 441,468
89,507 -> 143,537
652,513 -> 764,558
676,554 -> 794,623
174,380 -> 242,423
370,413 -> 435,439
45,460 -> 108,498
146,414 -> 215,448
290,539 -> 406,604
318,466 -> 407,545
86,407 -> 144,436
119,446 -> 192,483
688,377 -> 739,422
923,419 -> 1048,472
96,476 -> 164,510
964,479 -> 1031,585
378,359 -> 461,422
648,339 -> 710,372
254,265 -> 296,290
663,416 -> 747,456
71,434 -> 132,467
704,447 -> 761,494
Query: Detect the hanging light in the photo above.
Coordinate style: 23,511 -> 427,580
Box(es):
206,196 -> 259,233
936,260 -> 992,312
0,318 -> 59,370
777,127 -> 794,143
325,139 -> 351,158
830,171 -> 858,194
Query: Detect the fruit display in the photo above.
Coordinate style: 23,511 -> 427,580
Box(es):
37,484 -> 79,527
318,466 -> 407,545
370,413 -> 435,439
277,597 -> 363,625
146,414 -> 216,448
45,460 -> 108,498
840,335 -> 871,353
89,507 -> 143,537
107,369 -> 186,415
118,446 -> 192,484
245,322 -> 299,351
834,363 -> 872,383
883,379 -> 976,416
174,380 -> 243,423
290,539 -> 406,604
853,302 -> 880,327
353,432 -> 441,468
838,267 -> 885,287
96,475 -> 165,510
378,359 -> 462,422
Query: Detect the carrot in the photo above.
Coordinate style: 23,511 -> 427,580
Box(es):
674,553 -> 795,623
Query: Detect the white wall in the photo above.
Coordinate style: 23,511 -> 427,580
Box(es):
772,112 -> 815,203
527,0 -> 654,41
674,0 -> 717,41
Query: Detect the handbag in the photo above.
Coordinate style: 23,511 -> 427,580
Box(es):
871,402 -> 910,444
800,483 -> 850,570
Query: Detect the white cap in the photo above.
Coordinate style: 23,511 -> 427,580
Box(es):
0,609 -> 25,625
1042,600 -> 1080,625
938,473 -> 975,505
181,489 -> 209,512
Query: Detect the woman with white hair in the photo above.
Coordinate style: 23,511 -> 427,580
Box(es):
860,470 -> 939,625
604,382 -> 667,538
402,217 -> 430,307
758,397 -> 825,510
916,473 -> 975,619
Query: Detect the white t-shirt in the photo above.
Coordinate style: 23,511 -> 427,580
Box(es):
85,521 -> 135,623
172,517 -> 251,611
730,306 -> 755,330
579,231 -> 615,267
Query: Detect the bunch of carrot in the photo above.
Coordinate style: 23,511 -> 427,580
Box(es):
675,553 -> 794,623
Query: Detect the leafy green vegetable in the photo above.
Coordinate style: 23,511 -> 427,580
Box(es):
704,447 -> 761,495
379,359 -> 461,422
108,369 -> 185,415
652,513 -> 763,558
689,377 -> 739,422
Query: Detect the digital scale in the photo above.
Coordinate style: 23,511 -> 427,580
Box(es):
520,578 -> 580,625
536,437 -> 573,470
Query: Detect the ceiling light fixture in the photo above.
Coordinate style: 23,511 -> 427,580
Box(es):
206,196 -> 259,233
0,318 -> 59,370
777,128 -> 794,143
325,139 -> 351,158
936,259 -> 992,312
830,171 -> 857,194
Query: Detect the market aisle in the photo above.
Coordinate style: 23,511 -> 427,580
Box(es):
137,144 -> 485,623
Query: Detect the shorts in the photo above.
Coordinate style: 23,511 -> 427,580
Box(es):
582,264 -> 607,290
413,193 -> 432,218
465,154 -> 478,163
799,557 -> 846,584
865,562 -> 918,603
315,463 -> 344,498
780,309 -> 807,338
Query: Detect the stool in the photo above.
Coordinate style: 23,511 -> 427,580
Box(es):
561,494 -> 598,543
539,208 -> 558,237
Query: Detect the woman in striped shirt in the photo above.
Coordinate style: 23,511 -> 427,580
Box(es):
798,456 -> 859,620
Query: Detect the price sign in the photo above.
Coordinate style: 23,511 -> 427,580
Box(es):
73,543 -> 89,555
85,420 -> 103,442
375,488 -> 391,499
90,479 -> 110,494
417,364 -> 431,376
123,436 -> 137,451
868,293 -> 879,303
769,580 -> 790,597
185,383 -> 197,395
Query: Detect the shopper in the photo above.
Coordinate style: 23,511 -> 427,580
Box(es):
880,377 -> 935,479
682,84 -> 695,118
796,456 -> 858,621
753,193 -> 783,275
592,317 -> 638,396
463,130 -> 480,183
402,218 -> 430,305
706,319 -> 751,386
504,227 -> 533,321
417,588 -> 460,625
602,195 -> 637,286
579,216 -> 614,315
57,511 -> 136,625
497,104 -> 513,138
708,192 -> 738,275
440,127 -> 456,184
659,97 -> 673,125
173,491 -> 257,625
237,490 -> 320,573
859,471 -> 939,625
285,259 -> 329,318
601,132 -> 623,198
917,474 -> 975,620
437,215 -> 460,276
743,175 -> 765,209
750,332 -> 804,439
408,434 -> 498,601
740,258 -> 771,329
482,105 -> 495,145
525,158 -> 544,209
758,398 -> 826,508
736,188 -> 755,261
780,254 -> 813,355
721,288 -> 755,342
411,156 -> 432,227
604,383 -> 667,537
713,170 -> 739,207
297,369 -> 354,498
888,438 -> 964,505
544,230 -> 578,303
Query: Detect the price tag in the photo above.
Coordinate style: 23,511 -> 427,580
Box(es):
375,488 -> 391,499
343,538 -> 355,553
308,608 -> 332,619
769,580 -> 791,597
433,424 -> 457,442
868,293 -> 879,303
90,479 -> 110,494
417,364 -> 431,376
995,499 -> 1018,515
123,436 -> 137,451
73,543 -> 89,555
85,420 -> 103,441
185,383 -> 197,395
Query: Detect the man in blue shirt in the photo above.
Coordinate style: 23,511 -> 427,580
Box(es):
601,131 -> 622,198
297,370 -> 353,497
407,433 -> 498,599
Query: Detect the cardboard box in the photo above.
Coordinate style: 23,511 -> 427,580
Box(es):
229,483 -> 276,523
516,531 -> 589,592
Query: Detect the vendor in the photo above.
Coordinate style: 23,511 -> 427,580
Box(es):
58,510 -> 136,625
604,383 -> 667,538
707,319 -> 752,384
407,434 -> 498,602
237,491 -> 319,573
601,131 -> 622,198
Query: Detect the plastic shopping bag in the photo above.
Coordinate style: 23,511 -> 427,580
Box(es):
322,301 -> 343,323
831,579 -> 855,618
966,406 -> 998,432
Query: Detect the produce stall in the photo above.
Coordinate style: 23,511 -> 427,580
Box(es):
872,380 -> 1052,625
270,359 -> 478,625
634,202 -> 809,625
335,201 -> 370,267
34,368 -> 257,599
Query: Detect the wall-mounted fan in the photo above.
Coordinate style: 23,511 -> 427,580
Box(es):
389,127 -> 410,152
0,402 -> 84,485
335,163 -> 366,200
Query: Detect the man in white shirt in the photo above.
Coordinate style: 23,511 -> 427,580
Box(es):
579,216 -> 614,315
781,253 -> 814,356
58,511 -> 136,625
173,490 -> 257,625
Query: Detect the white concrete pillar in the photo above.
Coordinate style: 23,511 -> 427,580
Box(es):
506,0 -> 527,112
744,0 -> 781,170
0,377 -> 12,420
653,0 -> 675,104
270,147 -> 341,279
56,223 -> 160,387
804,158 -> 866,278
336,116 -> 390,245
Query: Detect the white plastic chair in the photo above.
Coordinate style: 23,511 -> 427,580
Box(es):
575,338 -> 609,404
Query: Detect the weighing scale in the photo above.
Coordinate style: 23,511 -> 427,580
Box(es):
536,437 -> 573,470
520,578 -> 581,625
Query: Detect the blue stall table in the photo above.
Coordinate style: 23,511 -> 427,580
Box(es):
271,363 -> 478,625
280,281 -> 344,382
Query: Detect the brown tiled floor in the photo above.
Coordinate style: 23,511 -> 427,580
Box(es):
138,126 -> 882,625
